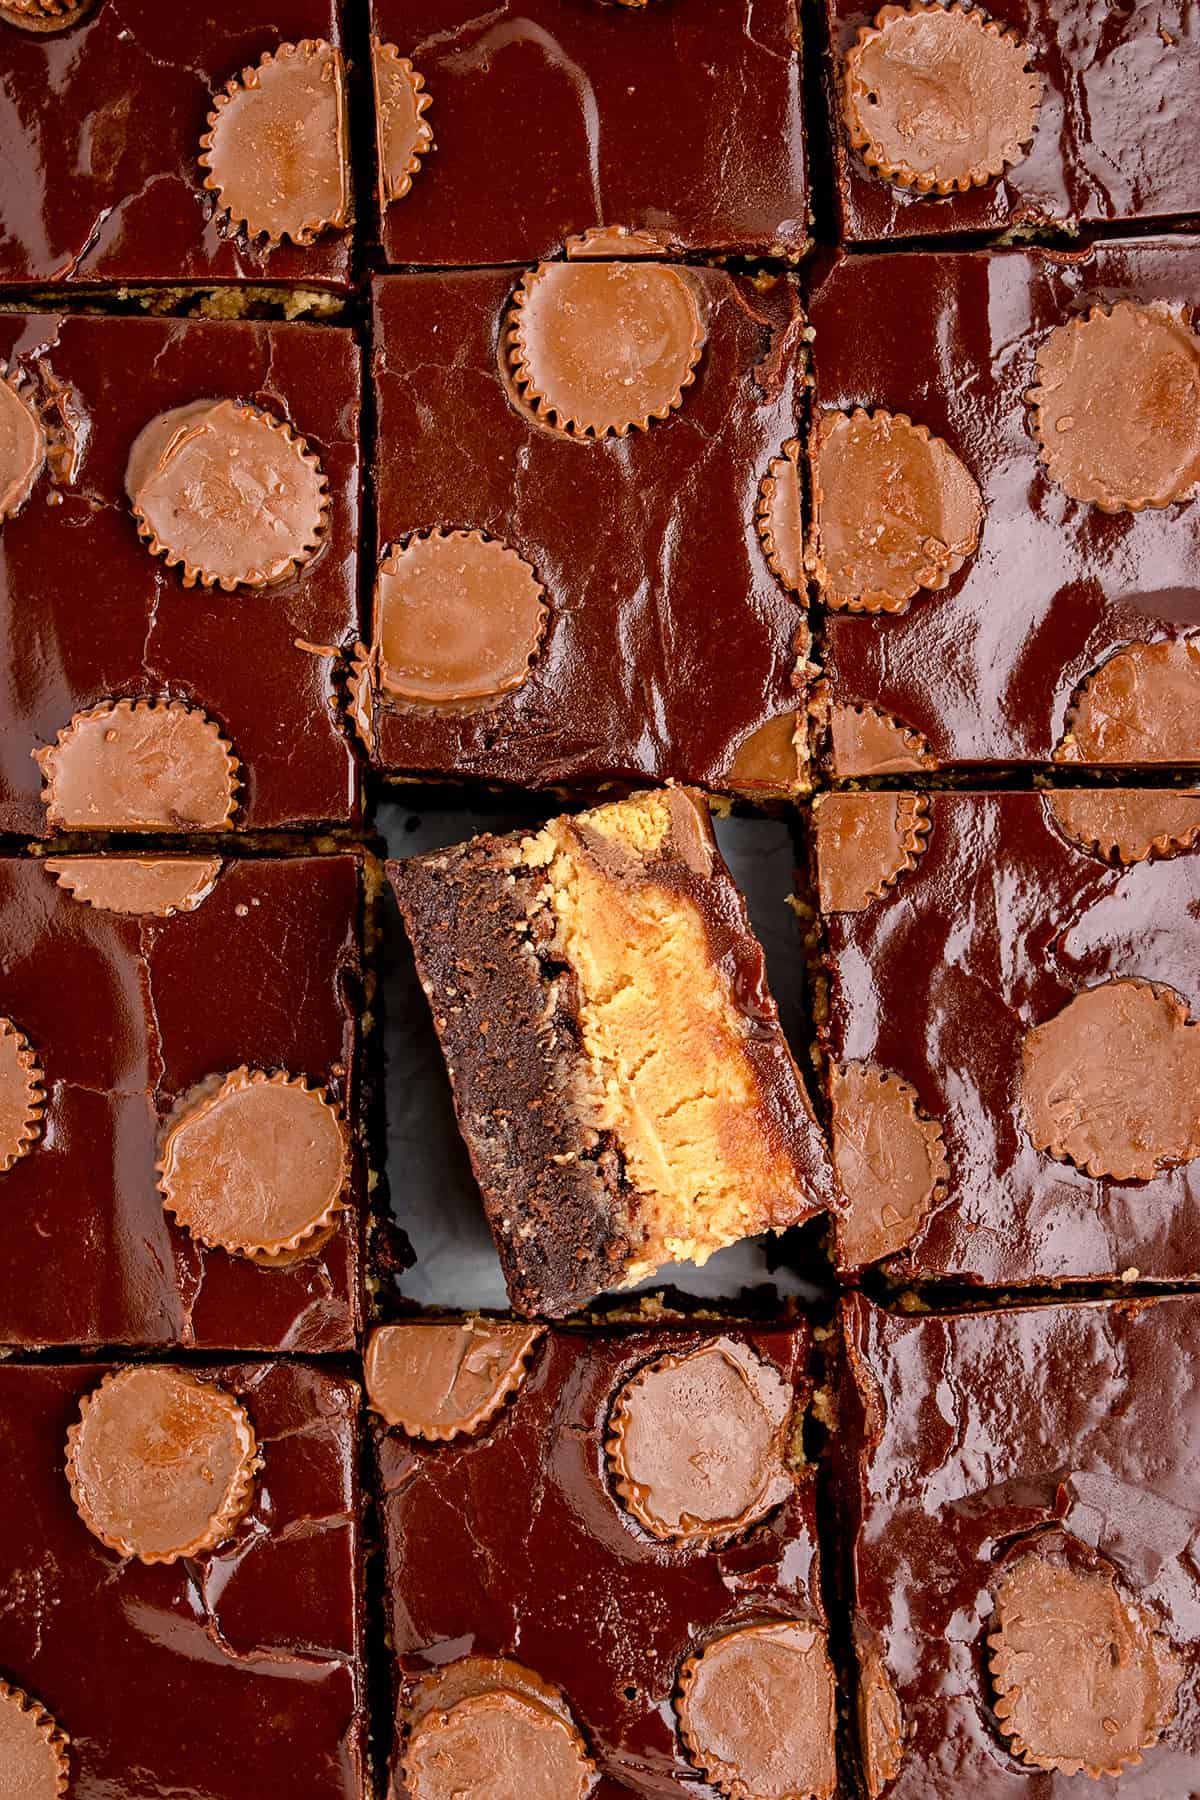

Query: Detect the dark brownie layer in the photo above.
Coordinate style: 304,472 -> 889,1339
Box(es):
835,1293 -> 1200,1797
0,0 -> 353,289
373,1320 -> 829,1798
806,236 -> 1200,774
369,0 -> 808,266
363,267 -> 810,794
0,1360 -> 363,1800
0,852 -> 365,1350
390,789 -> 834,1317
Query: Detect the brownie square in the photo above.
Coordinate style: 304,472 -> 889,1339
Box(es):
0,1 -> 353,290
805,237 -> 1200,776
362,268 -> 810,795
369,0 -> 808,266
390,787 -> 835,1317
0,311 -> 362,834
0,852 -> 367,1350
814,786 -> 1200,1283
370,1317 -> 835,1798
823,0 -> 1200,244
0,1360 -> 364,1800
834,1291 -> 1200,1797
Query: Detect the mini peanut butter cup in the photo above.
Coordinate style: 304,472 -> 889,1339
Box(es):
0,1681 -> 69,1798
159,1068 -> 348,1262
988,1552 -> 1182,1777
1,0 -> 93,32
855,1625 -> 905,1797
723,713 -> 804,798
1021,978 -> 1200,1182
65,1366 -> 257,1563
1055,637 -> 1200,766
0,371 -> 45,517
605,1337 -> 794,1543
1028,302 -> 1200,512
127,399 -> 329,591
1045,790 -> 1200,866
507,261 -> 705,438
831,1061 -> 948,1267
676,1622 -> 838,1800
843,2 -> 1041,194
0,1016 -> 44,1173
403,1689 -> 597,1800
757,439 -> 804,593
375,530 -> 548,706
365,1320 -> 543,1439
827,700 -> 934,777
34,698 -> 239,832
810,409 -> 983,612
816,791 -> 931,913
46,855 -> 223,916
199,39 -> 351,245
372,39 -> 433,204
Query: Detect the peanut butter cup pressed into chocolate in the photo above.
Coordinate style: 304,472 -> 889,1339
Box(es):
1021,978 -> 1200,1182
372,39 -> 432,204
830,1061 -> 948,1267
0,1016 -> 43,1172
374,530 -> 548,707
391,787 -> 835,1316
34,698 -> 239,831
1029,302 -> 1200,512
365,1320 -> 543,1440
65,1366 -> 257,1563
158,1068 -> 349,1264
127,399 -> 329,591
814,790 -> 931,913
1055,637 -> 1200,765
403,1688 -> 597,1800
723,712 -> 805,798
0,371 -> 45,517
843,2 -> 1041,193
1044,789 -> 1200,865
605,1337 -> 795,1543
809,409 -> 983,612
44,855 -> 223,916
676,1622 -> 838,1800
0,1682 -> 69,1799
0,0 -> 92,31
199,40 -> 351,246
854,1626 -> 905,1797
825,700 -> 934,778
506,262 -> 706,438
756,439 -> 804,593
989,1552 -> 1183,1777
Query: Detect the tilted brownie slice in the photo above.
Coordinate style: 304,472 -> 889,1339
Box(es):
389,787 -> 835,1316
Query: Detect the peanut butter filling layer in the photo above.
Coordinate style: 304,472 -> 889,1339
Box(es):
517,789 -> 811,1280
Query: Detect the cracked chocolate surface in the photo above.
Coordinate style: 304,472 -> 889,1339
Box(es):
0,854 -> 364,1351
0,1359 -> 363,1800
0,311 -> 361,836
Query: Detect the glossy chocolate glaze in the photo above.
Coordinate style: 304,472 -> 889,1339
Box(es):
0,1360 -> 364,1799
0,854 -> 365,1349
824,0 -> 1200,242
818,790 -> 1200,1283
0,312 -> 361,834
371,0 -> 807,265
373,1322 -> 824,1797
807,238 -> 1200,772
0,0 -> 352,288
835,1292 -> 1200,1796
366,269 -> 809,791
